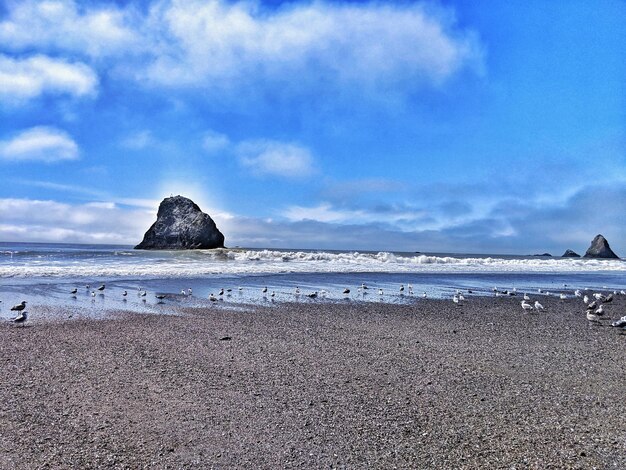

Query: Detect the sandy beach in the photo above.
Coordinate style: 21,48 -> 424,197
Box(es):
1,296 -> 625,469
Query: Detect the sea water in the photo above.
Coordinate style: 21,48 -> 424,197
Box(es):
1,242 -> 625,318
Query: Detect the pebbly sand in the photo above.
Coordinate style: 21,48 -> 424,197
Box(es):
1,296 -> 625,469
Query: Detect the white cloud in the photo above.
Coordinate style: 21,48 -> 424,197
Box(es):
0,198 -> 154,244
0,1 -> 482,94
0,54 -> 98,103
121,130 -> 156,150
202,130 -> 230,153
0,0 -> 139,58
236,140 -> 315,178
284,203 -> 366,224
139,0 -> 483,89
0,127 -> 79,162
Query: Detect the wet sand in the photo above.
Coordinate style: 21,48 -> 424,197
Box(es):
1,296 -> 625,469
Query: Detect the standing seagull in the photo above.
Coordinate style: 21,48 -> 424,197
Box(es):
97,284 -> 105,291
534,301 -> 544,310
11,301 -> 27,313
343,288 -> 350,295
11,311 -> 27,327
70,288 -> 78,295
611,315 -> 626,328
521,301 -> 533,312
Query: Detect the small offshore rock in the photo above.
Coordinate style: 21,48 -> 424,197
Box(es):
561,249 -> 580,257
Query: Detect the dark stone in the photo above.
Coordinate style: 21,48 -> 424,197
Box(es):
583,234 -> 619,259
135,196 -> 225,250
562,249 -> 580,258
532,253 -> 552,257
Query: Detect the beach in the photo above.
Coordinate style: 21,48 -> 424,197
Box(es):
1,296 -> 624,469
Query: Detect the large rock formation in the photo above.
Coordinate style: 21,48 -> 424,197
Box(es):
562,249 -> 580,258
583,234 -> 619,259
135,196 -> 225,250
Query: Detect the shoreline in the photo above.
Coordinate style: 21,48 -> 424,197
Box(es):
1,297 -> 625,468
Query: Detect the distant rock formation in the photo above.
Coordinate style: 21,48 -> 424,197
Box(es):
562,249 -> 580,258
532,253 -> 552,257
135,196 -> 225,250
583,234 -> 619,259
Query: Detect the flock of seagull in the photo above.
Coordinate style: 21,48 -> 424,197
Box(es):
4,281 -> 626,329
511,285 -> 626,327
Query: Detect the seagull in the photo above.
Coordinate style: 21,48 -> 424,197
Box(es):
586,311 -> 600,322
271,291 -> 276,298
458,294 -> 465,302
187,288 -> 193,295
534,301 -> 544,310
521,300 -> 533,312
538,288 -> 543,294
70,288 -> 78,295
11,301 -> 27,313
453,295 -> 459,304
611,315 -> 626,328
306,292 -> 317,298
574,289 -> 582,297
155,294 -> 166,301
91,291 -> 96,297
294,287 -> 300,295
594,304 -> 605,316
587,301 -> 597,310
583,295 -> 589,304
422,292 -> 427,298
603,294 -> 613,303
238,286 -> 243,292
378,288 -> 383,296
219,288 -> 224,296
122,290 -> 128,297
209,294 -> 217,302
593,293 -> 605,301
620,290 -> 626,296
361,283 -> 368,290
400,284 -> 405,294
97,285 -> 105,291
523,293 -> 530,301
343,288 -> 350,295
559,293 -> 567,300
11,310 -> 27,327
180,289 -> 187,296
262,287 -> 268,294
408,283 -> 413,294
139,290 -> 147,297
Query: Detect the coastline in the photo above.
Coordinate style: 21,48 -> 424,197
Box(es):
1,297 -> 625,468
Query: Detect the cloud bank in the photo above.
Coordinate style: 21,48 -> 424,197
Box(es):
2,182 -> 624,255
0,0 -> 483,95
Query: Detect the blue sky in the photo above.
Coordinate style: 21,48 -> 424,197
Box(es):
0,0 -> 624,254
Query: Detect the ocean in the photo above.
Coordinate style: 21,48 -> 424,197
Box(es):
1,242 -> 625,319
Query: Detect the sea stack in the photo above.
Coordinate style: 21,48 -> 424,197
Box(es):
583,234 -> 619,259
562,249 -> 580,258
135,195 -> 225,250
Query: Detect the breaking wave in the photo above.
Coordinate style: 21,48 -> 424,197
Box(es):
1,247 -> 624,278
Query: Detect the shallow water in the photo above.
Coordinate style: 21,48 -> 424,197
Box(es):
1,242 -> 625,319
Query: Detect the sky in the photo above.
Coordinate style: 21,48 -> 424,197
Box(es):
0,0 -> 624,254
